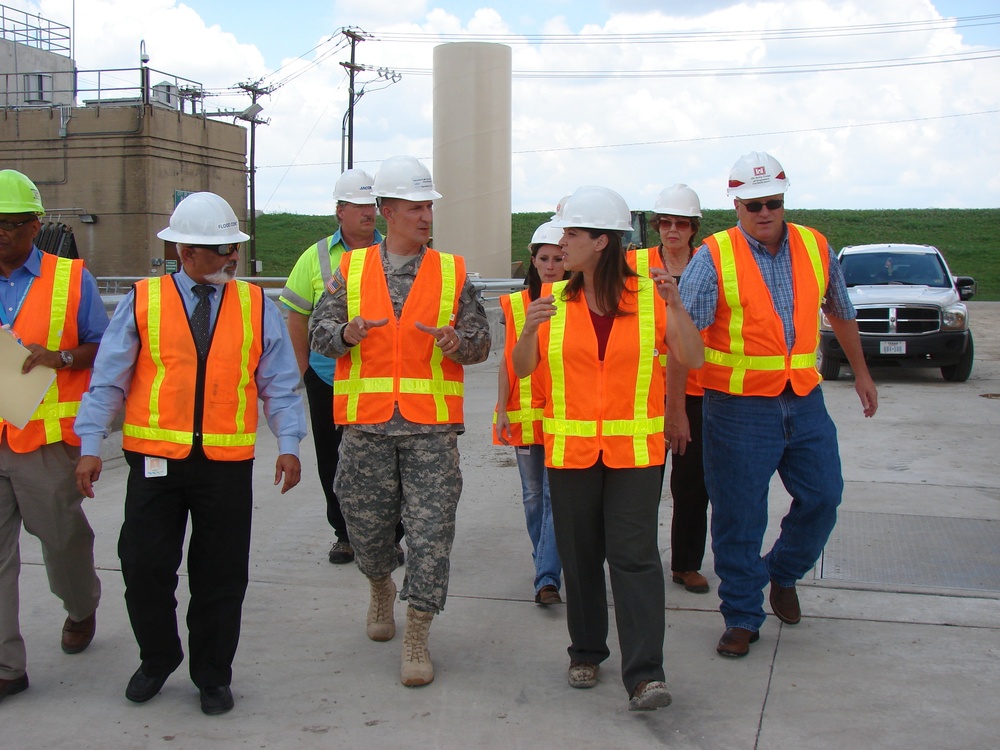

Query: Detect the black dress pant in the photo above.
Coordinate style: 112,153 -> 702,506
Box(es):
668,395 -> 710,572
548,460 -> 666,695
119,450 -> 253,688
304,366 -> 404,545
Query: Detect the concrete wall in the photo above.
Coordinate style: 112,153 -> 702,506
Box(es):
0,38 -> 75,106
0,103 -> 247,277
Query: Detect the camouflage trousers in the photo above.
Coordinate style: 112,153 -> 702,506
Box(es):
334,427 -> 462,613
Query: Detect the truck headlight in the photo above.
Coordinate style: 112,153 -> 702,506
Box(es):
820,311 -> 832,331
942,304 -> 968,330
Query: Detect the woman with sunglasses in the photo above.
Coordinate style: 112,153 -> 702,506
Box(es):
628,184 -> 712,596
513,186 -> 703,711
493,220 -> 569,606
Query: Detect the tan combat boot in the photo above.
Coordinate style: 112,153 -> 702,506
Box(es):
400,606 -> 435,686
366,575 -> 396,641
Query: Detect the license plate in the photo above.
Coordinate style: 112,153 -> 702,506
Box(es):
880,341 -> 906,354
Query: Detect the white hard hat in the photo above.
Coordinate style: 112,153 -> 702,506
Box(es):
727,151 -> 790,200
157,192 -> 250,244
653,184 -> 702,218
333,169 -> 376,205
372,155 -> 442,201
550,186 -> 632,233
530,220 -> 564,246
551,195 -> 572,221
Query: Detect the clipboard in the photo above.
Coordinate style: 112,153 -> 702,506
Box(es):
0,330 -> 57,430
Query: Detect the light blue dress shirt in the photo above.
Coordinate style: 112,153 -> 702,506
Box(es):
75,268 -> 306,457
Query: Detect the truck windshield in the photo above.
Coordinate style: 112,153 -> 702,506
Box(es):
841,252 -> 950,288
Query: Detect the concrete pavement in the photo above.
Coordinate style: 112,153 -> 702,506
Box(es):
4,302 -> 999,749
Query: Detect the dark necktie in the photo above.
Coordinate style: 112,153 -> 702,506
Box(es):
191,284 -> 214,359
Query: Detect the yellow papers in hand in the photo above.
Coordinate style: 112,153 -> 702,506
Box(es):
0,330 -> 57,429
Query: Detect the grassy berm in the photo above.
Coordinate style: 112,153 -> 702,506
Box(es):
256,208 -> 999,300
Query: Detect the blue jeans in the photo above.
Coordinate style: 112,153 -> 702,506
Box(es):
703,386 -> 843,632
514,445 -> 561,592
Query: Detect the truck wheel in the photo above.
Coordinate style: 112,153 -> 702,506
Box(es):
941,333 -> 974,382
819,352 -> 840,381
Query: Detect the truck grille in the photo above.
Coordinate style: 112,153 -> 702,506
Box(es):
855,306 -> 941,335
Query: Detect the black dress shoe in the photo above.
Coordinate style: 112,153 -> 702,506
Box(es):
200,685 -> 234,715
125,665 -> 173,703
0,673 -> 29,704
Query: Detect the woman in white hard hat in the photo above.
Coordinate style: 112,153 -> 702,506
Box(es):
629,184 -> 712,596
493,220 -> 569,606
512,186 -> 703,712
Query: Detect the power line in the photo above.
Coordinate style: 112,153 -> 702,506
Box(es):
371,14 -> 1000,45
380,48 -> 1000,79
256,109 -> 1000,169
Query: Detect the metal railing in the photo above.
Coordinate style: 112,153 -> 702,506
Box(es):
1,67 -> 207,113
0,4 -> 69,55
97,276 -> 524,297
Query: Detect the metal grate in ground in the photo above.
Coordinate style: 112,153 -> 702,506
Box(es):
820,511 -> 1000,592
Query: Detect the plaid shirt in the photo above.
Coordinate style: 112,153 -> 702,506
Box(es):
679,222 -> 855,353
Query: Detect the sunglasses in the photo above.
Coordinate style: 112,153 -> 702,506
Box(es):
194,243 -> 241,256
0,217 -> 37,232
656,218 -> 692,230
739,199 -> 784,213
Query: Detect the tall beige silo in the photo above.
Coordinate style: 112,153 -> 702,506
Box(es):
432,42 -> 511,277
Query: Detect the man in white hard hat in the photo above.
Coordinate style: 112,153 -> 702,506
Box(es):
310,155 -> 491,687
0,170 -> 107,705
74,192 -> 306,715
673,152 -> 878,658
279,169 -> 404,566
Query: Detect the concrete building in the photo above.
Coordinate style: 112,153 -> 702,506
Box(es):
0,4 -> 248,278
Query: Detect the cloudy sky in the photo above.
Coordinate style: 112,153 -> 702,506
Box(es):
10,0 -> 1000,214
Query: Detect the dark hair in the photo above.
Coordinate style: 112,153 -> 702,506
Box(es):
525,242 -> 571,300
651,214 -> 702,256
561,229 -> 638,316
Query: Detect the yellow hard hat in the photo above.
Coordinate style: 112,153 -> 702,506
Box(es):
0,169 -> 45,215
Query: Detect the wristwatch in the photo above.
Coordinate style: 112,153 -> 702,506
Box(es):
59,350 -> 74,368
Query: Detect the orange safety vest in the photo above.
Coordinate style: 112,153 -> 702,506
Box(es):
538,277 -> 667,469
627,246 -> 705,397
699,224 -> 828,396
492,289 -> 544,446
122,276 -> 264,460
0,253 -> 89,452
334,245 -> 465,425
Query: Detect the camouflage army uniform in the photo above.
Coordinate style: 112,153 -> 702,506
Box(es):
310,242 -> 490,613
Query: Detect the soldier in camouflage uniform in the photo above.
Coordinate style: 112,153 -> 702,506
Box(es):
310,156 -> 490,686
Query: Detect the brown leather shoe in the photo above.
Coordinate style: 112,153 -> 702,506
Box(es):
671,570 -> 710,594
535,585 -> 562,605
769,580 -> 801,624
62,612 -> 96,654
716,627 -> 759,657
0,674 -> 29,704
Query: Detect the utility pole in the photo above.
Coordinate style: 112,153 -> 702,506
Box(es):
340,28 -> 366,170
235,80 -> 272,276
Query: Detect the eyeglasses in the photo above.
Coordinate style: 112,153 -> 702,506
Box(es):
739,199 -> 784,213
656,218 -> 692,230
193,243 -> 241,256
0,217 -> 37,232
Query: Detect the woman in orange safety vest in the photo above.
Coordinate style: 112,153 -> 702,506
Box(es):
512,186 -> 704,713
628,184 -> 713,596
493,220 -> 569,607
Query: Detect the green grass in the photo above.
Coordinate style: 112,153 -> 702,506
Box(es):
256,209 -> 1000,300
